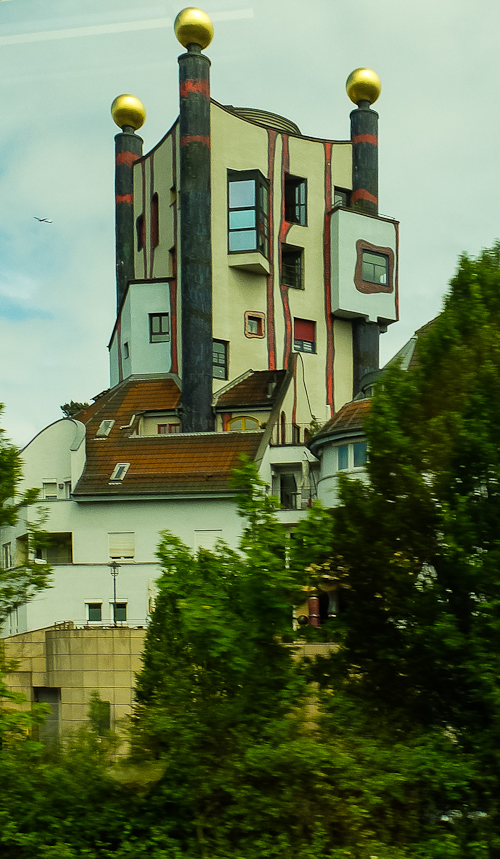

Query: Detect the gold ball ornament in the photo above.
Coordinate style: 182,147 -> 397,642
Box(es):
346,68 -> 381,105
111,94 -> 146,130
174,7 -> 214,49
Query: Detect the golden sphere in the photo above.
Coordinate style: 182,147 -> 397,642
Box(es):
346,68 -> 381,105
111,94 -> 146,130
174,7 -> 214,49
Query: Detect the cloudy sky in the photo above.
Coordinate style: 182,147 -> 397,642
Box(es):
0,0 -> 498,446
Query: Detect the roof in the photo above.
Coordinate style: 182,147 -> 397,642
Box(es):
215,370 -> 286,409
384,316 -> 440,372
72,376 -> 264,498
309,399 -> 370,453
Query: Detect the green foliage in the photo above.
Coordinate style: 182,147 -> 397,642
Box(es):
0,406 -> 51,624
60,401 -> 90,418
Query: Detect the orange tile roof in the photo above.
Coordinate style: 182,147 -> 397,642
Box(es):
72,378 -> 263,497
216,370 -> 286,408
313,398 -> 371,439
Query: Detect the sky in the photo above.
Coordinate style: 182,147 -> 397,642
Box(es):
0,0 -> 499,447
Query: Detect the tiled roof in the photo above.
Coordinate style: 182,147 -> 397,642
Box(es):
71,377 -> 263,497
216,370 -> 286,408
311,398 -> 371,442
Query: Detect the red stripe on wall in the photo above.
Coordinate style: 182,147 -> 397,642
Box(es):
351,188 -> 378,205
279,135 -> 292,368
180,79 -> 210,98
116,194 -> 133,204
116,151 -> 137,167
266,129 -> 277,371
180,135 -> 210,147
352,133 -> 378,146
292,354 -> 297,426
323,141 -> 334,416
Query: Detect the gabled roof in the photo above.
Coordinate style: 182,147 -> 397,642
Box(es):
72,376 -> 264,499
215,370 -> 286,409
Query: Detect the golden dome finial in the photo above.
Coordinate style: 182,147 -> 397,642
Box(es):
346,68 -> 381,106
111,94 -> 146,131
174,7 -> 214,49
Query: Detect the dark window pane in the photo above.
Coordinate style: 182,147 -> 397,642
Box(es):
353,442 -> 367,467
88,603 -> 102,622
338,445 -> 349,470
114,603 -> 127,622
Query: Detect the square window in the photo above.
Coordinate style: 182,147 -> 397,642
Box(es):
293,318 -> 315,354
87,603 -> 102,622
228,170 -> 269,257
149,313 -> 170,343
282,246 -> 303,289
362,251 -> 388,285
42,482 -> 58,500
284,175 -> 307,225
244,312 -> 265,338
213,340 -> 228,379
109,532 -> 135,560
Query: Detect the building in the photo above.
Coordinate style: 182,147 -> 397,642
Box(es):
1,8 -> 399,735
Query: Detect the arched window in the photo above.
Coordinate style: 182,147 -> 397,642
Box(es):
228,416 -> 259,432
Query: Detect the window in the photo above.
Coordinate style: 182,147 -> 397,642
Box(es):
157,423 -> 180,434
87,603 -> 102,622
213,340 -> 228,379
282,246 -> 303,289
293,318 -> 316,353
228,170 -> 269,256
151,192 -> 159,248
110,463 -> 130,482
42,482 -> 58,500
35,533 -> 72,565
96,420 -> 115,438
2,542 -> 12,569
280,473 -> 298,509
109,532 -> 135,561
244,311 -> 265,338
333,187 -> 351,208
228,416 -> 260,431
34,688 -> 61,741
284,175 -> 307,225
123,341 -> 130,359
337,441 -> 368,471
362,250 -> 388,285
112,602 -> 127,623
136,214 -> 145,251
149,313 -> 170,343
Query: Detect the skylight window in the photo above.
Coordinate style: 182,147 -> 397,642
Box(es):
96,420 -> 115,438
110,463 -> 130,482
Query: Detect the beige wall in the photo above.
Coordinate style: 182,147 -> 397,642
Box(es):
4,623 -> 146,735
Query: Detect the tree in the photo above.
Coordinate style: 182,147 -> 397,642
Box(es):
60,401 -> 89,418
0,407 -> 51,625
289,244 -> 500,853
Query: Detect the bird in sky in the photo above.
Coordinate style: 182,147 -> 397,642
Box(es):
33,217 -> 52,223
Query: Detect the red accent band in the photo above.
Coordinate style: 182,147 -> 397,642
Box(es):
180,135 -> 210,147
180,79 -> 210,98
116,194 -> 133,204
323,141 -> 334,416
353,133 -> 378,146
351,188 -> 378,205
116,151 -> 137,167
266,129 -> 277,371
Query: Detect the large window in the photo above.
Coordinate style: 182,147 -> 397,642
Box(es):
284,175 -> 307,225
213,340 -> 228,380
228,170 -> 269,256
337,442 -> 368,471
362,251 -> 388,285
293,318 -> 316,353
149,313 -> 169,343
282,246 -> 303,289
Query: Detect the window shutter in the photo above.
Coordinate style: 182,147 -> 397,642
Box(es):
294,318 -> 315,342
109,532 -> 135,560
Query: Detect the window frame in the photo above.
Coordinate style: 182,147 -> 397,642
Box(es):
149,312 -> 170,344
284,174 -> 307,226
293,318 -> 316,354
86,602 -> 102,623
213,339 -> 228,380
281,245 -> 304,290
227,170 -> 269,257
244,311 -> 265,339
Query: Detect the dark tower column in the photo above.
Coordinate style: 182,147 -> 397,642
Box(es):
346,69 -> 382,395
175,8 -> 214,433
111,94 -> 146,311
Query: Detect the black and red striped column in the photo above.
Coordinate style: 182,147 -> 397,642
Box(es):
111,94 -> 145,311
350,102 -> 378,215
178,39 -> 213,433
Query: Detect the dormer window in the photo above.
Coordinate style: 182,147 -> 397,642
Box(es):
96,420 -> 115,438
